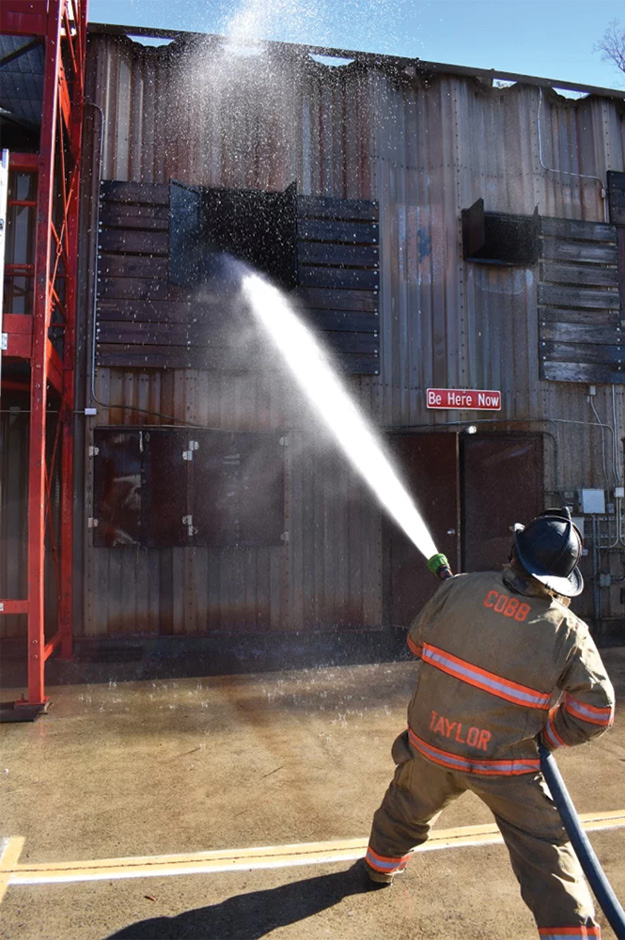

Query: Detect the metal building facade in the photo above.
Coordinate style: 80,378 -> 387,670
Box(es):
70,28 -> 625,637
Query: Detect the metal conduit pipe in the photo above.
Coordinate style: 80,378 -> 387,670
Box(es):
591,516 -> 601,628
538,741 -> 625,939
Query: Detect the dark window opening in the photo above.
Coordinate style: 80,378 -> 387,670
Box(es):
462,198 -> 539,266
169,179 -> 298,291
93,427 -> 285,548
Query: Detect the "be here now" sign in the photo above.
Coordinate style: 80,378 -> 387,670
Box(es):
426,388 -> 502,410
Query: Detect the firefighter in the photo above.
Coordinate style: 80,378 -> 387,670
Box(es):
365,508 -> 615,939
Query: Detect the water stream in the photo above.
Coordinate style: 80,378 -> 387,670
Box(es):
240,270 -> 438,560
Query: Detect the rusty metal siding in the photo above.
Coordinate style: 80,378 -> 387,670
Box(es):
76,32 -> 625,636
89,36 -> 375,197
365,72 -> 625,524
81,367 -> 384,637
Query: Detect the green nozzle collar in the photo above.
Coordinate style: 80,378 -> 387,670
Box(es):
427,553 -> 450,575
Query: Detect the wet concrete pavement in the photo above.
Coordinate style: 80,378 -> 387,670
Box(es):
1,646 -> 624,939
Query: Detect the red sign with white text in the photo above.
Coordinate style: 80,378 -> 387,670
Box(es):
426,388 -> 501,410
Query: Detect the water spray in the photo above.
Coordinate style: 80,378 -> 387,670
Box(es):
240,270 -> 441,565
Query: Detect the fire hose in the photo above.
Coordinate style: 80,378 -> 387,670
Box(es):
538,742 -> 625,939
428,553 -> 625,938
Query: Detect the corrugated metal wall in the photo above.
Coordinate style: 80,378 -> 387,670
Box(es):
0,409 -> 29,637
0,405 -> 60,640
73,31 -> 625,636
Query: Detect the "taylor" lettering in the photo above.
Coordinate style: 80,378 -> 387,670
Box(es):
429,710 -> 491,751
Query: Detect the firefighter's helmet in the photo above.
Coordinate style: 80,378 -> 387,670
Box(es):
512,507 -> 583,597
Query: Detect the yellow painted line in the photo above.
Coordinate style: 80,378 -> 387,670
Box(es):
0,837 -> 26,903
2,811 -> 624,891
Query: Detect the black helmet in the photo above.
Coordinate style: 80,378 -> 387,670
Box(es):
513,507 -> 583,598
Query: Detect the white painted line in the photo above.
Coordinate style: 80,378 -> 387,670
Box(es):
2,812 -> 624,891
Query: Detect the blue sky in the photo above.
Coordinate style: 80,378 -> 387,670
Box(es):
87,0 -> 625,91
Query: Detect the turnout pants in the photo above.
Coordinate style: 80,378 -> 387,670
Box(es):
367,732 -> 599,939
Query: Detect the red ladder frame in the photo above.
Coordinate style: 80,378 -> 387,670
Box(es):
1,0 -> 87,709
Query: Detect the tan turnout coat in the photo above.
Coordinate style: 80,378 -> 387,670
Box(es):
405,570 -> 615,775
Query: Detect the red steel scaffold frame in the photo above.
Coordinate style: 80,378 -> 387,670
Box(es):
1,0 -> 87,711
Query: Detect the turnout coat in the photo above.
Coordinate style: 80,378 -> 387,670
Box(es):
405,569 -> 615,776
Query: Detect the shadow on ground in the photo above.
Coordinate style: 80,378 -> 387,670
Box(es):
104,863 -> 377,939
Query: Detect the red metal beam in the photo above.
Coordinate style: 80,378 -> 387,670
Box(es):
0,379 -> 30,392
25,64 -> 56,702
8,154 -> 38,172
0,2 -> 48,36
0,601 -> 29,615
3,313 -> 33,357
58,60 -> 72,135
4,336 -> 31,358
46,340 -> 65,394
25,0 -> 65,707
58,0 -> 87,661
43,630 -> 63,661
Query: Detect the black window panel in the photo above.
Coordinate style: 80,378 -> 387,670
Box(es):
607,170 -> 625,227
142,429 -> 189,547
169,179 -> 298,291
169,181 -> 204,287
93,427 -> 284,548
192,431 -> 284,547
93,429 -> 143,547
462,198 -> 539,265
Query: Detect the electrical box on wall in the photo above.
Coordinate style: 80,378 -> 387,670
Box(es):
581,489 -> 606,514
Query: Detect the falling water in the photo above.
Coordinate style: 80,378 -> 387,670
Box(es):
240,271 -> 438,560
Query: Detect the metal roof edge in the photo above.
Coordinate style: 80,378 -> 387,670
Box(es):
86,21 -> 625,101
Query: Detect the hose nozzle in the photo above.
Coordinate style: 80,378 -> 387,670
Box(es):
428,552 -> 453,581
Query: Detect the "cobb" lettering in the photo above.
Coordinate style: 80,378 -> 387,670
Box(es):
483,590 -> 531,622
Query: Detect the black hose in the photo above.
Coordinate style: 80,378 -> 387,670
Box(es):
538,740 -> 625,939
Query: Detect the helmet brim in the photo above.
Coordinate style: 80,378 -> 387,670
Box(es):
514,530 -> 584,597
529,567 -> 584,598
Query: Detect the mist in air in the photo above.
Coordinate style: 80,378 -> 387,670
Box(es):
239,268 -> 438,560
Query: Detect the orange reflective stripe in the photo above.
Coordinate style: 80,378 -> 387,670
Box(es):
538,928 -> 600,938
407,634 -> 422,657
564,694 -> 613,727
408,727 -> 540,776
421,643 -> 551,710
365,846 -> 411,872
543,707 -> 568,749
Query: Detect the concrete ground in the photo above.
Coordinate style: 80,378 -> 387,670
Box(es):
1,642 -> 624,940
